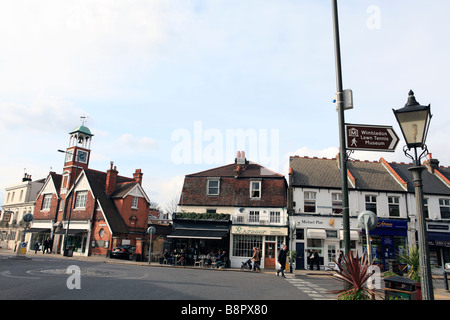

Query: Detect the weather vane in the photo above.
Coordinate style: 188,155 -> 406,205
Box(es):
80,115 -> 88,126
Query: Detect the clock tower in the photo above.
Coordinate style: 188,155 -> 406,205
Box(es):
61,124 -> 94,193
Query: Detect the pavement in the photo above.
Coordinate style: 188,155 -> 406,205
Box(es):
2,248 -> 449,300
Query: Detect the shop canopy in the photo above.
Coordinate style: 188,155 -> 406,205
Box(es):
167,229 -> 228,240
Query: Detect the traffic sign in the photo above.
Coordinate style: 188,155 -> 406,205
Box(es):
345,123 -> 399,152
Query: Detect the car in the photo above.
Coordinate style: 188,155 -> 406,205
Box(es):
110,245 -> 136,260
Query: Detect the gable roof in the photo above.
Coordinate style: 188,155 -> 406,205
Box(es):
180,161 -> 287,208
36,171 -> 63,200
289,155 -> 450,195
289,156 -> 405,192
186,162 -> 284,179
82,169 -> 129,234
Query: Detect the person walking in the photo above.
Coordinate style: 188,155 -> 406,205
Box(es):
276,245 -> 287,278
252,247 -> 261,272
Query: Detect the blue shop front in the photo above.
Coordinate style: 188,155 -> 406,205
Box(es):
362,218 -> 408,271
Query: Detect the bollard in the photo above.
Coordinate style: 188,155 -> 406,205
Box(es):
444,271 -> 449,291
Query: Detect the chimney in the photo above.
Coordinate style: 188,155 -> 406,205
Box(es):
234,150 -> 248,177
106,161 -> 118,196
426,153 -> 440,173
22,173 -> 32,182
133,169 -> 143,185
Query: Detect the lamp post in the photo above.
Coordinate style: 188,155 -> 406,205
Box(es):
392,90 -> 434,300
58,149 -> 79,257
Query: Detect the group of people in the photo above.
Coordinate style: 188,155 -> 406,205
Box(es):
33,237 -> 52,254
163,248 -> 227,268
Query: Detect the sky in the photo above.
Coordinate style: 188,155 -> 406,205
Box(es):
1,0 -> 450,212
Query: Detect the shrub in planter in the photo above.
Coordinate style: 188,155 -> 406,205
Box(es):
331,251 -> 381,300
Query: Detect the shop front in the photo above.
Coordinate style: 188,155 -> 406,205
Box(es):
167,215 -> 231,266
362,218 -> 408,271
426,222 -> 450,268
293,215 -> 361,270
230,225 -> 288,269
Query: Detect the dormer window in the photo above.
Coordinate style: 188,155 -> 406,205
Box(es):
250,181 -> 261,199
207,179 -> 220,196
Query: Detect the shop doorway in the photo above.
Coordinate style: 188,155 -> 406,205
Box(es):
264,242 -> 276,269
296,242 -> 305,269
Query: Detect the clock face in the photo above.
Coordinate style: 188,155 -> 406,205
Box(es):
65,150 -> 74,163
77,150 -> 88,163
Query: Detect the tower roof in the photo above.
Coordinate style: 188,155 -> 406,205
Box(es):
70,125 -> 93,136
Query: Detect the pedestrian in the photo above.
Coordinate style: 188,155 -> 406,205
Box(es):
34,241 -> 39,254
42,238 -> 49,254
313,250 -> 320,270
276,245 -> 287,278
252,247 -> 261,272
309,250 -> 315,270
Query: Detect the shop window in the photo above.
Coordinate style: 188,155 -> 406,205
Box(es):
332,193 -> 342,214
207,180 -> 219,195
232,235 -> 262,257
439,199 -> 450,219
296,228 -> 304,240
388,196 -> 400,217
304,192 -> 316,213
250,181 -> 261,199
365,195 -> 377,214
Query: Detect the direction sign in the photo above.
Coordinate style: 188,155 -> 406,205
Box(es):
345,123 -> 399,152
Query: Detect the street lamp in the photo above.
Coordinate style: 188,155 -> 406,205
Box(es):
58,149 -> 79,257
392,90 -> 434,300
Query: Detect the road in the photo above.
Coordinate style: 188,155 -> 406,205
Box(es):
0,252 -> 340,301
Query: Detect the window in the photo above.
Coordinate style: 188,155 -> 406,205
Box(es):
75,191 -> 88,209
304,192 -> 316,213
388,196 -> 400,217
42,194 -> 52,210
424,198 -> 429,218
270,211 -> 280,223
207,179 -> 219,195
232,235 -> 262,257
249,210 -> 259,223
439,199 -> 450,219
132,196 -> 139,209
365,195 -> 377,214
332,193 -> 342,214
206,209 -> 216,214
250,181 -> 261,198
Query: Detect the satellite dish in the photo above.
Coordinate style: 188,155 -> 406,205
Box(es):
357,211 -> 377,230
239,208 -> 245,213
23,213 -> 33,223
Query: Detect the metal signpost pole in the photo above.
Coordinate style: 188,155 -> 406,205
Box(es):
332,0 -> 350,255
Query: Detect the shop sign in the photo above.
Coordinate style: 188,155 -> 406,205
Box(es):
296,216 -> 358,229
376,219 -> 408,229
427,223 -> 450,233
232,226 -> 288,236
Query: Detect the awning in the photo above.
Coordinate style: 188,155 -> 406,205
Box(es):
427,232 -> 450,248
306,229 -> 326,239
26,228 -> 51,233
54,229 -> 87,235
340,230 -> 360,241
167,229 -> 228,240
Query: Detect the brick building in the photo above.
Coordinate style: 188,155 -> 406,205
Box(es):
177,151 -> 288,269
30,124 -> 151,257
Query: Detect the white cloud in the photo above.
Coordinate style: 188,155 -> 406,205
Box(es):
118,133 -> 157,151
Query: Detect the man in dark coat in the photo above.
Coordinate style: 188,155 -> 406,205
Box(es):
276,245 -> 287,278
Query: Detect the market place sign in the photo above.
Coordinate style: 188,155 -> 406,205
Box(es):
232,226 -> 288,236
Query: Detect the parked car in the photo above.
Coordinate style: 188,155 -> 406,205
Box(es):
110,245 -> 136,260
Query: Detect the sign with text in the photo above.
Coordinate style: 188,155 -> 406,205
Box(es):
345,123 -> 399,152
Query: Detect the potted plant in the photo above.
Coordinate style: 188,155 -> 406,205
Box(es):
398,245 -> 421,300
332,251 -> 381,300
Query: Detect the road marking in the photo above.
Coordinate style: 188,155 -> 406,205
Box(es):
0,270 -> 40,280
284,276 -> 335,300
